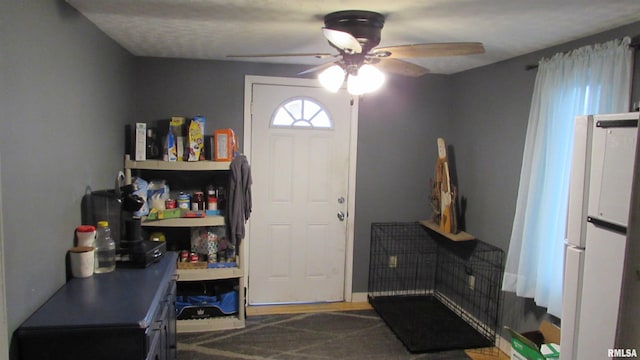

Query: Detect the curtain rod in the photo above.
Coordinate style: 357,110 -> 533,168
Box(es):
525,40 -> 640,71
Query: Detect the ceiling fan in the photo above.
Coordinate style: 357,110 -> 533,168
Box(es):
227,10 -> 485,95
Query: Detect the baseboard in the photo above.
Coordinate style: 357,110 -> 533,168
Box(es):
496,334 -> 512,356
246,301 -> 372,316
350,292 -> 368,302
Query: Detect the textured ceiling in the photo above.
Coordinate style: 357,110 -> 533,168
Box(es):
66,0 -> 640,75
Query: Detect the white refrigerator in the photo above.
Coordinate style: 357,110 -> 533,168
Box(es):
562,112 -> 639,360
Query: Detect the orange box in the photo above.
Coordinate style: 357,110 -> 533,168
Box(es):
214,129 -> 237,161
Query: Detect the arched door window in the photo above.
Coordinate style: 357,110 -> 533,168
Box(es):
271,97 -> 333,129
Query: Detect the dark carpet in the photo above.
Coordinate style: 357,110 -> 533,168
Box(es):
177,310 -> 471,359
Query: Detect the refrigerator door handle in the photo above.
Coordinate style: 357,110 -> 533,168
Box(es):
587,216 -> 627,235
595,119 -> 638,128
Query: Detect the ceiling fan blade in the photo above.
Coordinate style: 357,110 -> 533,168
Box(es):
373,42 -> 485,59
322,28 -> 363,54
227,52 -> 333,59
297,60 -> 340,76
374,58 -> 429,77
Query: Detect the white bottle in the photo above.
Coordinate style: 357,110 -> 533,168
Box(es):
94,221 -> 116,273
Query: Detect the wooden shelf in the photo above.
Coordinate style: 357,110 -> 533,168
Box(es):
177,267 -> 244,282
419,220 -> 475,241
177,316 -> 245,333
123,156 -> 231,184
141,215 -> 225,227
125,157 -> 231,171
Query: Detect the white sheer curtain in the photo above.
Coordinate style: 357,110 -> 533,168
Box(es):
503,37 -> 633,317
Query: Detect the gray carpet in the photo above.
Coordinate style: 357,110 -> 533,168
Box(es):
177,310 -> 470,359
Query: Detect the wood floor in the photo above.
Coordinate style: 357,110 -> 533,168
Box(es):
246,301 -> 373,316
246,302 -> 509,360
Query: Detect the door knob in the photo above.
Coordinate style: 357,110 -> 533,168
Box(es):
337,211 -> 345,221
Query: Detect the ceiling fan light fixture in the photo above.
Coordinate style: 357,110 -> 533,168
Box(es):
324,10 -> 385,52
225,10 -> 482,82
346,64 -> 385,95
318,64 -> 346,93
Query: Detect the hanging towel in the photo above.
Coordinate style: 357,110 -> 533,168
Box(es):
226,154 -> 252,243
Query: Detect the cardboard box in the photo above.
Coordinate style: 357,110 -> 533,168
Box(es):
214,128 -> 237,161
170,117 -> 186,161
506,320 -> 560,360
135,122 -> 147,161
188,116 -> 205,161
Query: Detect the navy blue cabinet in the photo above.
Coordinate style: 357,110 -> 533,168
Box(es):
16,252 -> 177,360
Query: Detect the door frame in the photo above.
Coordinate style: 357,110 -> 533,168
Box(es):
243,75 -> 359,303
0,151 -> 7,360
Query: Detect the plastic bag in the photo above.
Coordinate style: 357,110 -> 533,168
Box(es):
132,177 -> 149,217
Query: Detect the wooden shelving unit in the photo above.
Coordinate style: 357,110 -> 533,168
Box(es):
124,155 -> 245,333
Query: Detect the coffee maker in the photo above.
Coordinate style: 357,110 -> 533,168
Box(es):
119,182 -> 166,267
81,180 -> 166,268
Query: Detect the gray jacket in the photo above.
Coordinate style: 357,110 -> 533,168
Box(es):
226,155 -> 252,243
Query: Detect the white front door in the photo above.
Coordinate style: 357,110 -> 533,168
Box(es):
247,77 -> 357,304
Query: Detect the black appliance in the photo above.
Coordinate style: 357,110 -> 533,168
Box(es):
118,240 -> 167,268
81,182 -> 166,268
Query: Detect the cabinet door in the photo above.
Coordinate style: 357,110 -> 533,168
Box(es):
166,279 -> 177,360
147,282 -> 174,360
146,331 -> 162,360
145,320 -> 163,360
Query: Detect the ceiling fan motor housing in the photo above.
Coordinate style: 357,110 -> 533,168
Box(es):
324,10 -> 385,52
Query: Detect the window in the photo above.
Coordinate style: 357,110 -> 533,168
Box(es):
503,37 -> 632,317
271,97 -> 333,129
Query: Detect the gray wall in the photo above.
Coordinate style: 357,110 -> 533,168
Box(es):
353,75 -> 452,290
0,1 -> 134,354
131,58 -> 453,297
132,57 -> 311,136
3,0 -> 640,353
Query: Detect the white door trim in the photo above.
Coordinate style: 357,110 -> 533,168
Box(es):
243,75 -> 358,303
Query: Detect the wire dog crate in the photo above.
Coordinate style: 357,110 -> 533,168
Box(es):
368,222 -> 504,353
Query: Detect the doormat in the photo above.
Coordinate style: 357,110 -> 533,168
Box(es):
370,295 -> 493,353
